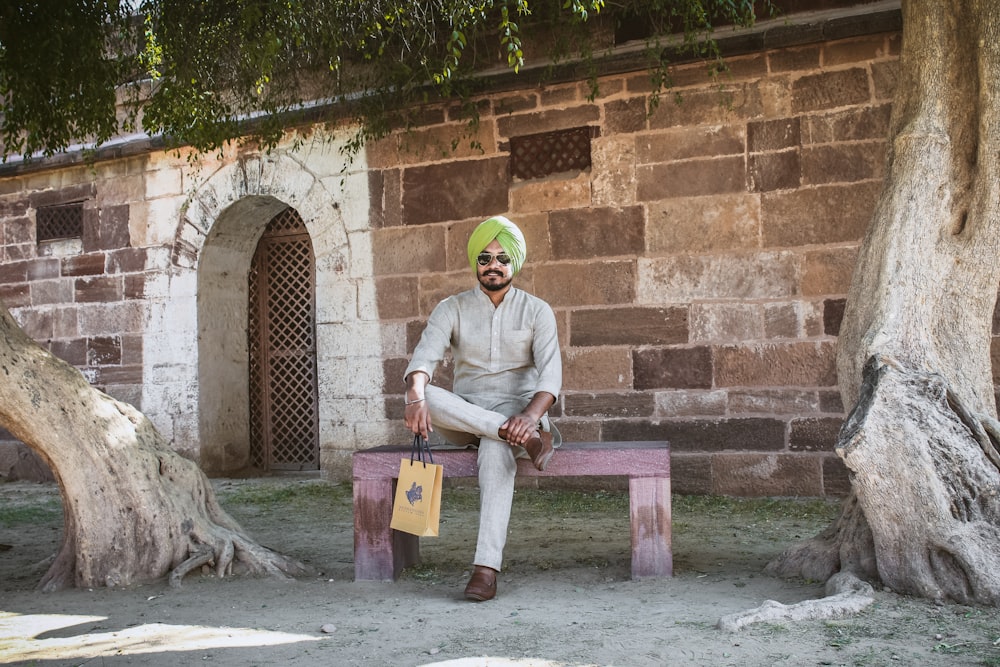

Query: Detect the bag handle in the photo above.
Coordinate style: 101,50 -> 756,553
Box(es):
409,433 -> 434,467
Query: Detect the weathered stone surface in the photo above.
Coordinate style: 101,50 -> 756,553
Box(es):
803,104 -> 891,143
636,126 -> 744,163
604,417 -> 785,452
871,59 -> 899,101
712,453 -> 822,496
728,389 -> 820,415
496,106 -> 601,139
749,150 -> 800,192
761,182 -> 881,246
50,339 -> 86,365
401,158 -> 509,225
638,252 -> 798,301
417,272 -> 470,316
647,194 -> 761,254
822,455 -> 852,496
768,45 -> 822,72
562,347 -> 633,391
509,173 -> 591,213
824,298 -> 846,336
648,82 -> 764,128
690,303 -> 764,343
31,279 -> 73,306
748,117 -> 800,152
819,389 -> 845,414
87,335 -> 122,366
633,346 -> 712,390
801,247 -> 858,297
533,260 -> 635,308
801,143 -> 886,185
824,34 -> 892,66
791,68 -> 870,113
591,136 -> 636,208
789,417 -> 843,452
715,341 -> 838,387
764,302 -> 799,339
371,226 -> 447,277
375,276 -> 420,320
636,156 -> 746,200
654,390 -> 728,417
62,253 -> 106,277
668,454 -> 713,495
604,97 -> 648,135
550,206 -> 645,259
75,276 -> 123,303
570,306 -> 688,346
563,392 -> 655,418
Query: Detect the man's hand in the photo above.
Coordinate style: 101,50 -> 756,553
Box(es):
403,371 -> 432,439
499,391 -> 555,446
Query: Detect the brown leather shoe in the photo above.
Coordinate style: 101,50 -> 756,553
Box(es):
464,565 -> 498,601
523,430 -> 554,471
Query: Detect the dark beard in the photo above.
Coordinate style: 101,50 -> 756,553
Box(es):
479,273 -> 512,292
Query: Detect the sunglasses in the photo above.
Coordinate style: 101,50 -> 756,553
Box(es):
477,252 -> 512,266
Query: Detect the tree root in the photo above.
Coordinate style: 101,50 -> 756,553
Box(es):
169,545 -> 214,588
717,572 -> 875,631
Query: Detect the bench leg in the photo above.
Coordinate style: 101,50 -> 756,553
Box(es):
353,478 -> 420,580
628,475 -> 673,578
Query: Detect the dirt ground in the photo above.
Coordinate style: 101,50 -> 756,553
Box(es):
1,476 -> 999,667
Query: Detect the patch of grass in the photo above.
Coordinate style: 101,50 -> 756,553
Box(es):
216,480 -> 352,508
0,501 -> 62,527
673,494 -> 842,523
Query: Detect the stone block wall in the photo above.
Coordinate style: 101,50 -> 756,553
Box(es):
372,30 -> 910,498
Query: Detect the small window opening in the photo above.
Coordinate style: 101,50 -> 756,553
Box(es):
509,126 -> 595,180
36,201 -> 84,242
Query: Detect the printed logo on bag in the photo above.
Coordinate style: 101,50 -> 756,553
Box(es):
405,482 -> 423,505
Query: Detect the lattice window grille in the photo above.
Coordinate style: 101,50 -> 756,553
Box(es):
509,126 -> 594,180
36,201 -> 84,242
248,207 -> 319,471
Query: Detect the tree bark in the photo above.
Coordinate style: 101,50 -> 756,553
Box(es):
0,303 -> 309,591
769,0 -> 1000,604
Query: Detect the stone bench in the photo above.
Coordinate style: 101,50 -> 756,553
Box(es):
352,440 -> 671,581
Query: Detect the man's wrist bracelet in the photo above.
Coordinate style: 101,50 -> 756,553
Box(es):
404,397 -> 425,406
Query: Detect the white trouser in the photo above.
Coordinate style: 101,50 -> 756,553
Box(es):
423,385 -> 534,571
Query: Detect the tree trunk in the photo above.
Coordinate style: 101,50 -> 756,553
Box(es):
769,0 -> 1000,604
0,303 -> 309,591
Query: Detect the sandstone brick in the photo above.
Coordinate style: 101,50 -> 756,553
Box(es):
635,126 -> 744,164
591,136 -> 637,208
553,419 -> 602,443
634,346 -> 712,390
78,301 -> 144,335
417,272 -> 470,316
382,357 -> 410,396
824,35 -> 893,66
75,276 -> 122,303
5,243 -> 33,261
822,455 -> 851,496
604,97 -> 647,135
604,417 -> 785,452
31,279 -> 73,305
668,454 -> 713,495
789,417 -> 843,452
4,216 -> 33,244
495,93 -> 539,115
690,303 -> 764,343
496,106 -> 601,139
570,306 -> 688,347
638,252 -> 798,301
803,300 -> 826,337
761,181 -> 881,247
712,453 -> 822,496
562,346 -> 632,391
28,183 -> 95,209
647,194 -> 761,255
550,206 -> 644,259
824,298 -> 846,336
393,120 -> 497,167
764,302 -> 799,339
804,104 -> 891,143
715,341 -> 838,387
94,365 -> 143,385
801,142 -> 886,185
371,226 -> 447,277
748,150 -> 801,192
748,117 -> 800,152
52,308 -> 78,338
86,204 -> 130,251
121,334 -> 143,365
17,309 -> 52,339
992,337 -> 1000,384
533,260 -> 635,308
563,392 -> 654,418
51,339 -> 86,365
636,156 -> 746,200
376,276 -> 420,320
819,389 -> 845,414
509,172 -> 592,214
62,253 -> 106,277
123,274 -> 145,300
768,45 -> 822,73
648,82 -> 764,129
107,248 -> 147,274
87,335 -> 122,366
871,60 -> 899,101
728,389 -> 819,415
0,283 -> 26,309
801,247 -> 858,296
401,157 -> 509,225
792,68 -> 870,113
654,390 -> 727,417
0,260 -> 28,283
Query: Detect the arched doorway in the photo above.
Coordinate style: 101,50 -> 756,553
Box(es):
247,206 -> 320,470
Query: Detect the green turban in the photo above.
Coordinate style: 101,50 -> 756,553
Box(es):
467,215 -> 526,275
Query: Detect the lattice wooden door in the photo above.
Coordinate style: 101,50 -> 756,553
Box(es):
248,207 -> 320,471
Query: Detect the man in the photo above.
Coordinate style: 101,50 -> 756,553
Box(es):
403,215 -> 562,602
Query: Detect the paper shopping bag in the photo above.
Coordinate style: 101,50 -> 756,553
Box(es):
390,435 -> 442,537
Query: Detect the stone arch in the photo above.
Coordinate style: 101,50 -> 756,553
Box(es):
177,153 -> 354,473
